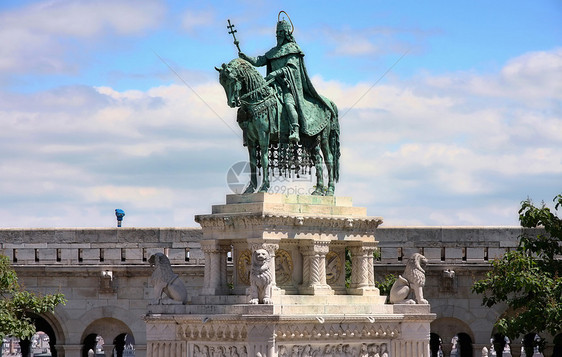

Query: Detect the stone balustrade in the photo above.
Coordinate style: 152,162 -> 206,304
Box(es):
1,226 -> 538,268
374,226 -> 539,265
0,228 -> 205,266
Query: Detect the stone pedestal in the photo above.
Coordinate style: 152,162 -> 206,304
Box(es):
145,193 -> 435,356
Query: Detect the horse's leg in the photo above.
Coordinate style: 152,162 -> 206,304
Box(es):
243,144 -> 257,194
321,130 -> 335,196
311,145 -> 325,196
257,129 -> 270,193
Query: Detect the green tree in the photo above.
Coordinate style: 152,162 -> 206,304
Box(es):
472,194 -> 562,353
0,254 -> 66,340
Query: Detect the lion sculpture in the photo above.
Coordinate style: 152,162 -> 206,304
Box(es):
249,249 -> 274,304
389,252 -> 429,304
148,253 -> 188,304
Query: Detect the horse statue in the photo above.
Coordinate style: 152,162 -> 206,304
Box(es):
216,58 -> 340,196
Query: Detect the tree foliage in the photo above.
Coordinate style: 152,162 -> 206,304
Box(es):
0,254 -> 66,339
472,194 -> 562,347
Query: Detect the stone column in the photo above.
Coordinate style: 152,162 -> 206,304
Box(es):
219,244 -> 230,291
200,240 -> 229,295
103,344 -> 114,357
347,242 -> 379,295
298,240 -> 334,295
57,344 -> 82,357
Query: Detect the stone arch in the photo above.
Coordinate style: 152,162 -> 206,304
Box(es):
80,318 -> 135,357
17,312 -> 65,357
431,317 -> 474,357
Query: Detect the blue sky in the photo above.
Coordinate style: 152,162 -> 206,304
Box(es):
0,0 -> 561,228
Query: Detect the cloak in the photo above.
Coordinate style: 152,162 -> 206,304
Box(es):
264,42 -> 337,137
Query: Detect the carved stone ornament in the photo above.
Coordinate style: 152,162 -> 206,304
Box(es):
275,249 -> 294,285
193,344 -> 248,357
277,342 -> 390,356
389,253 -> 429,304
325,251 -> 342,285
237,249 -> 252,285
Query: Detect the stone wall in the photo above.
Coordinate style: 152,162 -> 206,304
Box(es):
0,228 -> 205,357
1,226 -> 556,357
373,226 -> 554,356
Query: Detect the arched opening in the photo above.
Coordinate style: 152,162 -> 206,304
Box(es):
522,333 -> 542,356
1,337 -> 21,356
30,331 -> 51,356
492,333 -> 508,354
431,317 -> 474,357
81,334 -> 105,357
112,333 -> 135,357
430,332 -> 444,357
457,333 -> 473,357
80,318 -> 134,357
8,314 -> 60,357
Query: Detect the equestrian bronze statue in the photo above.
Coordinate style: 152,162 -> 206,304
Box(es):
217,12 -> 340,196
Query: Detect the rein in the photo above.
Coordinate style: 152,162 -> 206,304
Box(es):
239,78 -> 275,103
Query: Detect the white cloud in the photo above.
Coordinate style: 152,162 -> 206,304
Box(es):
0,0 -> 165,74
1,47 -> 560,228
181,9 -> 216,34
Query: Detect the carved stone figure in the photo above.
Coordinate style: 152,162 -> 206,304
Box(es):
380,343 -> 389,357
389,252 -> 429,304
148,253 -> 188,304
218,13 -> 340,196
249,249 -> 274,304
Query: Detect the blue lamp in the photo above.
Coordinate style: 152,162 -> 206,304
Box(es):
115,209 -> 125,227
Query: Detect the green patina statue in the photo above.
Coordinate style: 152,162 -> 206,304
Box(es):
217,12 -> 340,196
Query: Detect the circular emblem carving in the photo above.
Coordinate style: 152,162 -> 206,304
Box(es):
275,249 -> 293,285
325,251 -> 342,284
237,249 -> 252,285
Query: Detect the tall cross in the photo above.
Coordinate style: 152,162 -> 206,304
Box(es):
227,19 -> 241,53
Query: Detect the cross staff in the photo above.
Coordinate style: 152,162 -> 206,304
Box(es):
227,19 -> 241,53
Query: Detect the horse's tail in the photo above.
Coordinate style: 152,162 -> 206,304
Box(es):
329,101 -> 340,182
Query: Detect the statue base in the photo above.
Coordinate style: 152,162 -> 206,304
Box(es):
145,193 -> 435,356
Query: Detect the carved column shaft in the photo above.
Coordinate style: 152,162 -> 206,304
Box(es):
348,243 -> 378,295
219,245 -> 230,289
350,246 -> 369,288
298,240 -> 333,295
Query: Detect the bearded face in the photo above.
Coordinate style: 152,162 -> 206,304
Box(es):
276,28 -> 288,46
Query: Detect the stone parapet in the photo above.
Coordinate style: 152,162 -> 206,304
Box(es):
0,228 -> 204,266
375,226 -> 537,264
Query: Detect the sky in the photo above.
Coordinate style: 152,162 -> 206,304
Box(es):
0,0 -> 561,228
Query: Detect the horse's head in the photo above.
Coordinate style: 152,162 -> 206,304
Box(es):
216,60 -> 243,108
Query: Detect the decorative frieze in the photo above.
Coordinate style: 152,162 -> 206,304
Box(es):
277,342 -> 390,356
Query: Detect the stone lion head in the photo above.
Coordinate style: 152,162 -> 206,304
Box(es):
253,249 -> 270,265
404,252 -> 428,286
148,252 -> 174,277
